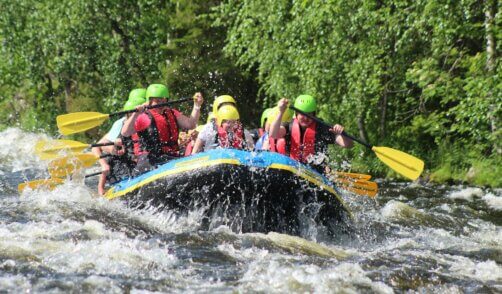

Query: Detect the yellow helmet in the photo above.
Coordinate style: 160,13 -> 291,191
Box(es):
270,106 -> 294,123
217,105 -> 240,126
212,95 -> 236,114
207,112 -> 216,124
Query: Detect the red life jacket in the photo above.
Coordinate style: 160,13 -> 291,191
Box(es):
290,118 -> 317,163
184,141 -> 194,156
217,123 -> 245,149
131,133 -> 142,156
269,137 -> 287,155
135,109 -> 180,157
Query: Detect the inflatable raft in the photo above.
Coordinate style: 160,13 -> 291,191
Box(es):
104,149 -> 353,236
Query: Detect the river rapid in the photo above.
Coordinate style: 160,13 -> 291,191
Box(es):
1,127 -> 501,293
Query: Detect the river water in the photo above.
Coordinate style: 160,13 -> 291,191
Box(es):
1,127 -> 501,293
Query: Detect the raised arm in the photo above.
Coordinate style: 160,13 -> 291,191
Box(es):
269,98 -> 288,139
176,92 -> 204,130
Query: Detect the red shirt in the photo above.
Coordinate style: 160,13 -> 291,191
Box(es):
134,108 -> 181,141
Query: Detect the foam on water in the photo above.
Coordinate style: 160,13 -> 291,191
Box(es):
238,258 -> 393,293
0,127 -> 49,171
447,187 -> 484,201
483,192 -> 502,211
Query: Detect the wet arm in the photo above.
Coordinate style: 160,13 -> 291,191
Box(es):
191,138 -> 205,154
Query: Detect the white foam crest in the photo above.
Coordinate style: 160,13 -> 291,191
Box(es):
0,127 -> 50,171
448,257 -> 502,283
18,179 -> 204,234
44,237 -> 176,277
0,274 -> 31,292
447,187 -> 484,202
380,200 -> 432,224
482,193 -> 502,211
0,217 -> 176,278
238,259 -> 393,293
469,223 -> 502,245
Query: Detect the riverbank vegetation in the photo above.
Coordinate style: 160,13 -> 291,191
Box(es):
0,0 -> 499,187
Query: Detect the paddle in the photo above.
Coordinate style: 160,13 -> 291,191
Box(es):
333,178 -> 378,198
57,97 -> 192,135
337,183 -> 378,198
290,106 -> 424,181
333,171 -> 372,181
18,171 -> 103,193
47,153 -> 109,178
36,139 -> 115,160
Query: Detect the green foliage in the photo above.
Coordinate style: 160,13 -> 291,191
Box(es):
218,0 -> 500,185
0,0 -> 260,135
0,0 -> 499,186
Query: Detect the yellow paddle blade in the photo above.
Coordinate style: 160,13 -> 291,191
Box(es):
334,178 -> 378,191
18,178 -> 65,193
48,153 -> 99,178
334,171 -> 372,180
338,185 -> 378,198
35,139 -> 90,160
57,112 -> 110,135
372,146 -> 424,181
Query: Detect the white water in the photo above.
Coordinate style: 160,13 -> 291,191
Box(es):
1,128 -> 501,292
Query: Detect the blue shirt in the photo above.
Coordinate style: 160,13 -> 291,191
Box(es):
106,117 -> 126,141
254,132 -> 269,151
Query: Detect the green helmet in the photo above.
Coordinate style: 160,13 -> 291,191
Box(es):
260,108 -> 274,128
294,94 -> 317,113
146,84 -> 169,102
123,100 -> 139,111
128,88 -> 146,101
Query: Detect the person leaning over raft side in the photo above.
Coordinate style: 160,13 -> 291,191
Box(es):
191,104 -> 254,153
121,84 -> 203,172
190,95 -> 237,153
269,95 -> 353,173
92,89 -> 147,195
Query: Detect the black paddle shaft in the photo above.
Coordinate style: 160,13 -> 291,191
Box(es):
90,140 -> 139,148
109,97 -> 192,118
289,106 -> 373,149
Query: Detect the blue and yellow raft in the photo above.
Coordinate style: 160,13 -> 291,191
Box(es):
104,149 -> 353,235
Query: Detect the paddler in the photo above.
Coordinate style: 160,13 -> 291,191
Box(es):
191,104 -> 254,153
189,95 -> 237,153
92,88 -> 146,195
121,83 -> 203,172
269,95 -> 353,173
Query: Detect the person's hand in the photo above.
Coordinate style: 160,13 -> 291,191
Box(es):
330,124 -> 344,135
193,92 -> 204,108
135,104 -> 146,113
278,98 -> 289,113
114,139 -> 125,156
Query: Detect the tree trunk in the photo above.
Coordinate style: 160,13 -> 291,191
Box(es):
357,113 -> 369,144
485,0 -> 496,72
64,80 -> 73,113
380,89 -> 388,140
485,0 -> 498,153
